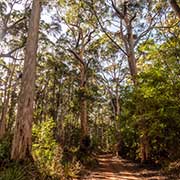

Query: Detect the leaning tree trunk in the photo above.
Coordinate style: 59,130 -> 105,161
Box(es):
11,0 -> 41,160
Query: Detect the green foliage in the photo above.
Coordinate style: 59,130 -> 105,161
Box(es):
76,87 -> 96,100
32,118 -> 63,178
120,36 -> 180,163
0,165 -> 26,180
0,161 -> 45,180
63,160 -> 82,179
0,134 -> 12,162
59,146 -> 83,179
1,1 -> 180,177
32,118 -> 82,179
120,125 -> 138,160
63,123 -> 81,147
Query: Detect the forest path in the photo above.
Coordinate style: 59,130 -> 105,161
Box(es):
80,154 -> 168,180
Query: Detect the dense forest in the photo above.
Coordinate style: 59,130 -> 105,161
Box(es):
0,0 -> 180,179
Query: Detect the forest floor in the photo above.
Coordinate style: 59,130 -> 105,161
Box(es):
78,154 -> 170,180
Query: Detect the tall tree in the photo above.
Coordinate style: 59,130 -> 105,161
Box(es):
53,1 -> 97,138
11,0 -> 41,160
0,0 -> 28,139
88,0 -> 161,162
0,61 -> 16,139
88,0 -> 158,84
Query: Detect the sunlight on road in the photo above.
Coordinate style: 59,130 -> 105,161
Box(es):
82,154 -> 168,180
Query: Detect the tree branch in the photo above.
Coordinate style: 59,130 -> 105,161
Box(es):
169,0 -> 180,19
67,49 -> 85,66
0,42 -> 25,59
111,0 -> 124,19
86,1 -> 127,56
7,16 -> 26,30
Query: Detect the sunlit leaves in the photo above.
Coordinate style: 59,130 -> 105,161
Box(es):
58,0 -> 66,6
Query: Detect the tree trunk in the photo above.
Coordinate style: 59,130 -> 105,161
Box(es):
124,18 -> 137,84
0,63 -> 15,139
0,76 -> 9,139
11,0 -> 41,160
0,100 -> 8,139
127,48 -> 137,84
80,66 -> 88,137
115,81 -> 120,130
8,90 -> 17,131
80,97 -> 88,136
140,132 -> 149,163
56,84 -> 65,145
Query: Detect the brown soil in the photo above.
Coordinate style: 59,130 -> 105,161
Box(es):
79,154 -> 169,180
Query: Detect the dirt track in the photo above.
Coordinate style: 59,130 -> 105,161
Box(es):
81,154 -> 169,180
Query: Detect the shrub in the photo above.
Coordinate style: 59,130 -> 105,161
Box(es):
0,134 -> 12,163
0,164 -> 26,180
32,118 -> 82,179
32,118 -> 63,179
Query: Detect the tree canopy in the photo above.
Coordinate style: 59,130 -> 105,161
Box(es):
0,0 -> 180,179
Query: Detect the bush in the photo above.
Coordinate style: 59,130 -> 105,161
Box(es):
32,118 -> 82,179
63,160 -> 82,179
32,118 -> 64,179
163,160 -> 180,180
0,134 -> 12,165
0,165 -> 26,180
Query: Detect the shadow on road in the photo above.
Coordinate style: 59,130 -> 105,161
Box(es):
80,154 -> 168,180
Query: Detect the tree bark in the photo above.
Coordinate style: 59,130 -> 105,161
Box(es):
115,81 -> 120,130
0,74 -> 9,139
140,132 -> 149,163
80,97 -> 88,136
124,18 -> 137,84
80,65 -> 88,137
11,0 -> 41,160
0,63 -> 15,139
69,48 -> 89,137
169,0 -> 180,19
